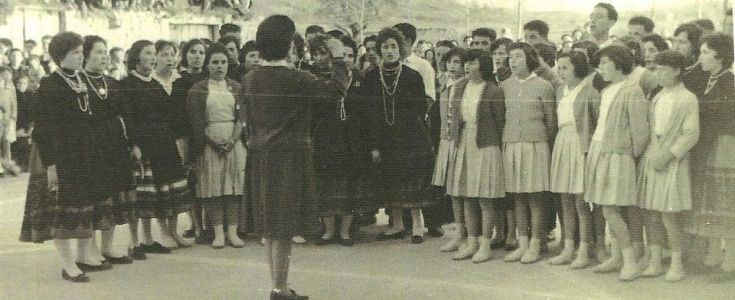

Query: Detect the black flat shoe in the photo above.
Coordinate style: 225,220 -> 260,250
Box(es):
314,237 -> 338,246
62,269 -> 90,283
376,231 -> 405,241
142,242 -> 172,254
270,289 -> 308,300
338,237 -> 354,247
183,229 -> 197,238
76,261 -> 113,272
411,235 -> 424,244
129,246 -> 147,260
103,255 -> 134,264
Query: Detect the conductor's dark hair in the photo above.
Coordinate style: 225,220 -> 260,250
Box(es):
507,42 -> 540,72
256,15 -> 296,61
628,16 -> 655,33
463,48 -> 494,81
598,45 -> 634,75
127,40 -> 154,72
523,20 -> 550,39
49,31 -> 84,66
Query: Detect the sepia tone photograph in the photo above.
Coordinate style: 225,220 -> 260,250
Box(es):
0,0 -> 733,299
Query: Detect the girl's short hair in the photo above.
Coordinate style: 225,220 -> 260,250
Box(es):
598,45 -> 635,75
463,48 -> 494,81
653,49 -> 687,72
701,32 -> 734,68
375,27 -> 407,59
490,37 -> 513,55
126,40 -> 154,72
203,42 -> 230,74
558,50 -> 591,79
507,42 -> 540,72
180,39 -> 206,68
155,40 -> 177,54
572,40 -> 600,68
49,31 -> 84,66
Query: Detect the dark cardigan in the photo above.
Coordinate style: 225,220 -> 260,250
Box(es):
185,78 -> 244,163
449,78 -> 506,148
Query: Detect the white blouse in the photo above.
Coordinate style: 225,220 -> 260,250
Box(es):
592,81 -> 625,142
557,82 -> 585,128
461,81 -> 486,125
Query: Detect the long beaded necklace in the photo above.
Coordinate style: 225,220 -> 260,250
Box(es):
704,68 -> 730,95
82,71 -> 108,100
379,62 -> 403,126
57,69 -> 92,115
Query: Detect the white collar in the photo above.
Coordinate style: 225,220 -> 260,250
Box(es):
261,59 -> 292,68
515,73 -> 537,83
131,70 -> 152,82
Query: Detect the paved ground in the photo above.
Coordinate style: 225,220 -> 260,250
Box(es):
0,174 -> 733,299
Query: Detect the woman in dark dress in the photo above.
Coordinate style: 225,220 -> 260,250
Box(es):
311,35 -> 374,246
366,27 -> 435,245
80,35 -> 136,264
32,31 -> 115,282
243,15 -> 349,300
119,40 -> 190,255
171,38 -> 208,240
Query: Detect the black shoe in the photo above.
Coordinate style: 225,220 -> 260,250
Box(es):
129,246 -> 147,260
505,242 -> 519,251
183,229 -> 197,238
376,230 -> 405,241
62,269 -> 90,283
142,242 -> 172,254
270,289 -> 308,300
102,254 -> 134,264
411,235 -> 424,244
314,237 -> 338,246
338,237 -> 354,247
76,261 -> 113,272
427,227 -> 444,237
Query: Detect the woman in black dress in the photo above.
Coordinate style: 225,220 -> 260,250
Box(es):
80,35 -> 136,264
366,27 -> 435,244
120,40 -> 190,255
33,31 -> 115,282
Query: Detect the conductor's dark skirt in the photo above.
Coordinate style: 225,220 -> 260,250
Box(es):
249,149 -> 320,239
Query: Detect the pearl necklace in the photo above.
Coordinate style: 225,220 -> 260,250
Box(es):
379,63 -> 403,126
704,69 -> 730,95
56,69 -> 92,115
83,71 -> 108,100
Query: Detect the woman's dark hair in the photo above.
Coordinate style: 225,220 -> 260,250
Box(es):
558,50 -> 591,78
641,34 -> 669,52
653,49 -> 687,73
308,34 -> 331,58
701,32 -> 734,68
490,38 -> 513,55
126,40 -> 154,72
48,31 -> 84,66
598,45 -> 634,75
180,38 -> 206,68
616,35 -> 644,66
203,42 -> 230,74
463,48 -> 494,81
238,40 -> 258,64
442,47 -> 466,65
82,35 -> 106,65
154,40 -> 177,54
375,27 -> 407,58
674,23 -> 704,58
256,15 -> 296,61
572,40 -> 600,68
507,42 -> 540,72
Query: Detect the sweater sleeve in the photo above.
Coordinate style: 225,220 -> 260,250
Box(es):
627,87 -> 650,158
540,81 -> 558,143
669,93 -> 700,159
491,85 -> 506,142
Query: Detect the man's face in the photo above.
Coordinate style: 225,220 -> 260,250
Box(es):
471,36 -> 492,50
524,30 -> 544,45
628,24 -> 649,39
590,6 -> 614,36
225,42 -> 239,63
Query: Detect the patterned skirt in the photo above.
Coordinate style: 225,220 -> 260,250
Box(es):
449,126 -> 505,199
550,126 -> 586,195
502,141 -> 550,194
584,141 -> 638,206
134,161 -> 191,219
687,135 -> 735,239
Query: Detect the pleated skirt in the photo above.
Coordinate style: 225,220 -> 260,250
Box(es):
450,127 -> 505,199
638,140 -> 692,212
550,126 -> 586,194
432,138 -> 456,187
502,141 -> 550,193
584,141 -> 638,206
195,141 -> 247,198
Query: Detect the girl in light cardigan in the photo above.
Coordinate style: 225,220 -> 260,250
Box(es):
586,45 -> 650,281
548,51 -> 600,268
638,50 -> 700,282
